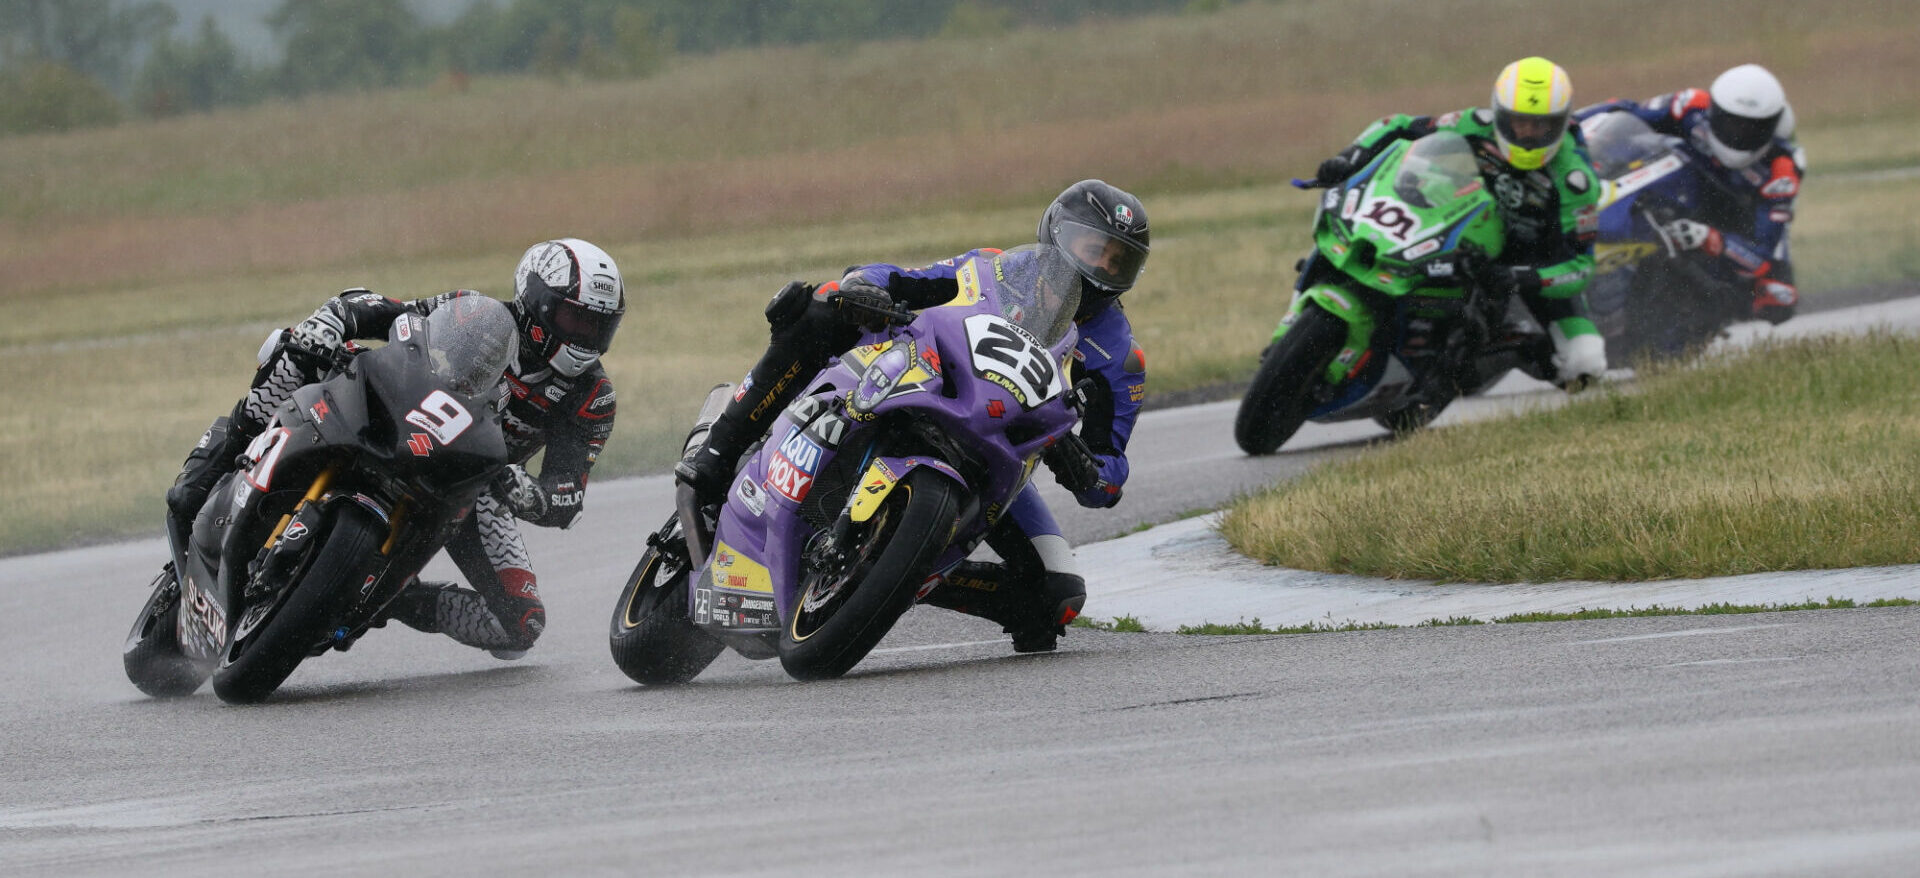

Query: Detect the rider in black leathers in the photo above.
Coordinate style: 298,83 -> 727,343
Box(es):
162,239 -> 624,659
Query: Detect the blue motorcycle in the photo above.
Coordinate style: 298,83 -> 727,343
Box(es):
1579,112 -> 1754,361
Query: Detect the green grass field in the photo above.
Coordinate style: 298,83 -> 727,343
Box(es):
2,0 -> 1918,555
1221,333 -> 1920,582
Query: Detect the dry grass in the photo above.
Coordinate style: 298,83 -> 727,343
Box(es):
3,0 -> 1915,297
1220,333 -> 1920,582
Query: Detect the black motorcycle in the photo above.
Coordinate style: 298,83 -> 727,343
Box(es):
124,295 -> 517,703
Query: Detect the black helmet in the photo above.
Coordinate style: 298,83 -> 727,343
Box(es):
1036,180 -> 1150,317
511,238 -> 624,377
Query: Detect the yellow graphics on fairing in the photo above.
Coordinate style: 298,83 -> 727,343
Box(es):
849,458 -> 901,523
1594,240 -> 1661,275
841,338 -> 937,385
945,258 -> 984,308
709,539 -> 773,594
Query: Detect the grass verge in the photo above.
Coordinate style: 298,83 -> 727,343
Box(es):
1073,597 -> 1918,635
1220,332 -> 1920,582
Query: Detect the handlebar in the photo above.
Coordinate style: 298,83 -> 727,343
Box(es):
829,291 -> 917,328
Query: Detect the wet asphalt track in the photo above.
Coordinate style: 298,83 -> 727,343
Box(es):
5,294 -> 1920,876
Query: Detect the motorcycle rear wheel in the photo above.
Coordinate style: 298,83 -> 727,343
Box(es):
609,520 -> 725,685
1234,303 -> 1348,455
778,470 -> 961,681
211,504 -> 383,704
122,564 -> 211,698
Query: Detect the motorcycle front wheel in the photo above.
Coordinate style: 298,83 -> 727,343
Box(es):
211,504 -> 384,704
1234,303 -> 1349,455
778,469 -> 962,681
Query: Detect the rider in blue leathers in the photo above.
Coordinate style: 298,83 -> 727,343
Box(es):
1574,64 -> 1804,325
676,180 -> 1151,653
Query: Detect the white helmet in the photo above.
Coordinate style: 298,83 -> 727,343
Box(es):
1705,64 -> 1786,169
512,238 -> 625,377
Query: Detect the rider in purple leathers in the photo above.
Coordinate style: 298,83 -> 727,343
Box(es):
677,180 -> 1150,652
163,239 -> 625,660
1575,64 -> 1804,325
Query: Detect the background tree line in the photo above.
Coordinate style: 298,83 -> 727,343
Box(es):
0,0 -> 1204,136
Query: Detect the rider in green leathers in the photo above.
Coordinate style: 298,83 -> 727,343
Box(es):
1310,56 -> 1606,387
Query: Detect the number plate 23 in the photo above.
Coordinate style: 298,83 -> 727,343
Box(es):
964,314 -> 1065,411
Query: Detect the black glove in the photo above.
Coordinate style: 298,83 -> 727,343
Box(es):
1042,432 -> 1103,494
1064,377 -> 1098,414
827,275 -> 902,331
493,464 -> 548,521
1314,145 -> 1367,186
1484,265 -> 1541,300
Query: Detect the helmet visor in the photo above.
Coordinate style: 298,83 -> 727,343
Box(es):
522,278 -> 622,353
1709,101 -> 1780,152
1052,219 -> 1148,293
1494,107 -> 1570,151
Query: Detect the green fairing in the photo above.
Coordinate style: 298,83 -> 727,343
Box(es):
1365,109 -> 1600,302
1271,132 -> 1505,383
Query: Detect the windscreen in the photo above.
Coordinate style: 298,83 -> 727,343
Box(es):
417,295 -> 518,396
987,244 -> 1083,346
1391,132 -> 1483,210
1579,112 -> 1672,179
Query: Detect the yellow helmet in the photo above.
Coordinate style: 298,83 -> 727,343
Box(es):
1490,57 -> 1573,171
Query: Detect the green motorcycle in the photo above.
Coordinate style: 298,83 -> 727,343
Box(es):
1234,131 -> 1551,455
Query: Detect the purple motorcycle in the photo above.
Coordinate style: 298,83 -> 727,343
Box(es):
610,244 -> 1085,682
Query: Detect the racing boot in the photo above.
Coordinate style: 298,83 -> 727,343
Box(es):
676,279 -> 866,510
163,416 -> 250,551
380,578 -> 456,634
921,562 -> 1085,654
674,348 -> 822,510
1009,571 -> 1088,654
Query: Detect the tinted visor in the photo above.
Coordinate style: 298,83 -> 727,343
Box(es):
1494,107 -> 1570,151
1052,220 -> 1148,293
1709,102 -> 1780,152
523,279 -> 622,352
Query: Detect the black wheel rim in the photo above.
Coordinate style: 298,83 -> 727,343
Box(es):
621,551 -> 685,630
790,503 -> 895,642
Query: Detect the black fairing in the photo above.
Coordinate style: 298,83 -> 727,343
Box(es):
181,336 -> 510,661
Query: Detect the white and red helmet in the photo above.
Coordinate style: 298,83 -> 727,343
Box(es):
512,238 -> 624,377
1705,64 -> 1787,169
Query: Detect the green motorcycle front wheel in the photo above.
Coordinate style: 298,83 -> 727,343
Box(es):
1234,303 -> 1349,455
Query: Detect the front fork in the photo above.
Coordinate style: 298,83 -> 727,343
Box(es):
1272,282 -> 1379,385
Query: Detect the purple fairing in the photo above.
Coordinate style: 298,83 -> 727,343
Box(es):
687,245 -> 1084,642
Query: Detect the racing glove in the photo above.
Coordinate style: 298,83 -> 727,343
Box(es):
289,301 -> 349,356
1043,433 -> 1104,495
1663,219 -> 1725,257
821,274 -> 902,331
1314,145 -> 1368,187
493,464 -> 548,521
1753,279 -> 1798,326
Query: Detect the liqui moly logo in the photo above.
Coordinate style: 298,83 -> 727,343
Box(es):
766,426 -> 823,502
